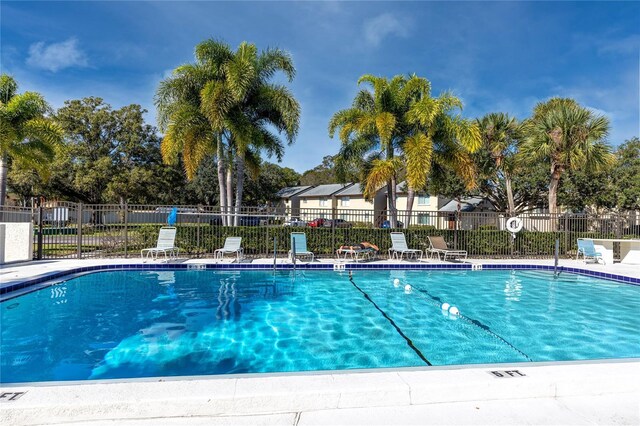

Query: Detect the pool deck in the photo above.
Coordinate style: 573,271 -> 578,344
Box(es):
1,257 -> 639,425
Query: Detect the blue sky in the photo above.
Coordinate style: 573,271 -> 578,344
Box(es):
2,1 -> 638,172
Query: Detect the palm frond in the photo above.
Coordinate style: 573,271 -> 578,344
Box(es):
364,157 -> 401,199
404,133 -> 433,190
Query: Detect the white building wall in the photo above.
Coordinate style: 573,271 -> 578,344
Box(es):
0,222 -> 34,264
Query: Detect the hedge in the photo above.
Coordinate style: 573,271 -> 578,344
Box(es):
78,224 -> 623,259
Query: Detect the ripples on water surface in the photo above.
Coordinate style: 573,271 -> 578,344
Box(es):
2,269 -> 639,383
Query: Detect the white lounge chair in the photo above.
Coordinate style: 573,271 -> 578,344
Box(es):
214,237 -> 243,261
389,232 -> 423,260
427,236 -> 467,261
289,232 -> 314,262
141,226 -> 180,262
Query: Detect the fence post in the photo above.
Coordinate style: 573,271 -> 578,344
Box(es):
332,219 -> 336,257
563,214 -> 568,257
123,202 -> 128,258
77,203 -> 83,259
197,206 -> 201,257
37,201 -> 43,260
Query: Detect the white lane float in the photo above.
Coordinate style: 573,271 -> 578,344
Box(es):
404,284 -> 412,294
441,303 -> 450,311
448,306 -> 460,316
393,278 -> 400,287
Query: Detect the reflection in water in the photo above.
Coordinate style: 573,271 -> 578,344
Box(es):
503,271 -> 522,301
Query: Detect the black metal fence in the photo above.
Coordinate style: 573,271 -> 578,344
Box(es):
2,202 -> 639,260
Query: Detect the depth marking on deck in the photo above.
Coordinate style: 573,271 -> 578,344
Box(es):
0,391 -> 27,402
488,370 -> 527,378
347,275 -> 432,366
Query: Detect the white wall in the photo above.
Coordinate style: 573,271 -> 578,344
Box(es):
0,222 -> 34,264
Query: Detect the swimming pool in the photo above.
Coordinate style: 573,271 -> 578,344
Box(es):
2,269 -> 639,383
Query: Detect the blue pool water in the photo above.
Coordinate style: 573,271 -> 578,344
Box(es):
1,269 -> 639,383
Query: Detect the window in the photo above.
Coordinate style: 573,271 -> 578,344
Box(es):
417,195 -> 430,206
319,198 -> 328,207
417,214 -> 430,225
340,197 -> 350,207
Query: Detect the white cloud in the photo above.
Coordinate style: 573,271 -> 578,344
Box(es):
26,38 -> 88,72
363,13 -> 411,47
597,34 -> 640,55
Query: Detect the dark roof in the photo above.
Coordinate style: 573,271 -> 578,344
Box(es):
334,183 -> 366,196
299,183 -> 353,197
439,197 -> 486,212
276,186 -> 312,198
384,181 -> 409,194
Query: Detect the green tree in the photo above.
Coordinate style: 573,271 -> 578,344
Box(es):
52,97 -> 182,204
476,113 -> 522,215
300,156 -> 338,185
156,39 -> 300,224
404,81 -> 480,223
611,137 -> 640,210
0,74 -> 62,205
329,75 -> 419,226
329,74 -> 479,226
242,162 -> 300,205
521,98 -> 613,222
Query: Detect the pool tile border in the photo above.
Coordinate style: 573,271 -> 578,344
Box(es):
1,261 -> 638,300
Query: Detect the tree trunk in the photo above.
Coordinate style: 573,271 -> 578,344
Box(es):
548,165 -> 562,230
217,138 -> 227,226
406,186 -> 415,227
234,155 -> 245,227
226,158 -> 233,226
505,175 -> 515,216
389,176 -> 398,228
0,153 -> 8,207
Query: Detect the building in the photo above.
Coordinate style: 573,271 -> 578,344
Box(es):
333,183 -> 387,224
438,196 -> 496,229
294,184 -> 352,220
388,182 -> 450,227
275,186 -> 313,217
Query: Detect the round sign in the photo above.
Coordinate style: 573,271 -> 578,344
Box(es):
506,217 -> 523,233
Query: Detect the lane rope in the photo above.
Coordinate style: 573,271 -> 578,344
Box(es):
347,274 -> 432,366
411,286 -> 533,362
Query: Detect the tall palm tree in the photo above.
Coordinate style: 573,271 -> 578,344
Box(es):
329,75 -> 421,227
156,39 -> 299,225
404,89 -> 480,224
330,74 -> 479,226
522,98 -> 613,222
0,74 -> 62,206
477,113 -> 522,215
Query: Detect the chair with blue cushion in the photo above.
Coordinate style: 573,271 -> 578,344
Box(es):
576,238 -> 587,260
579,238 -> 605,264
288,232 -> 314,262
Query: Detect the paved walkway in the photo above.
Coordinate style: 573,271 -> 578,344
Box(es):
2,362 -> 639,425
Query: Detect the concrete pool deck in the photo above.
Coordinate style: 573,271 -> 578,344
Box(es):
1,257 -> 639,425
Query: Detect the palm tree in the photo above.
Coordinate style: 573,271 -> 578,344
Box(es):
476,113 -> 522,215
330,74 -> 479,226
0,74 -> 62,206
329,75 -> 421,227
522,98 -> 613,222
156,39 -> 299,225
404,89 -> 480,224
